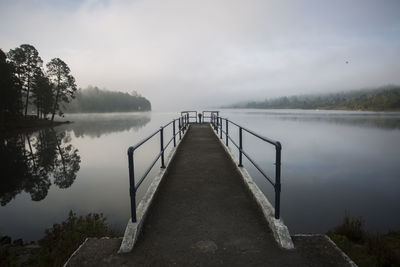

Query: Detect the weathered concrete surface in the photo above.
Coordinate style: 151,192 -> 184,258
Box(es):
66,235 -> 355,267
119,125 -> 189,253
212,127 -> 294,249
66,125 -> 355,266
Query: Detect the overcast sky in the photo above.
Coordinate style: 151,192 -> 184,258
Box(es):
1,0 -> 400,111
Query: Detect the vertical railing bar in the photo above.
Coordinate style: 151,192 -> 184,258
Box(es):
160,127 -> 165,168
212,114 -> 215,129
275,142 -> 281,219
225,119 -> 228,147
214,114 -> 216,128
239,127 -> 243,167
178,118 -> 182,140
216,115 -> 219,134
173,120 -> 176,147
220,117 -> 223,139
128,148 -> 137,222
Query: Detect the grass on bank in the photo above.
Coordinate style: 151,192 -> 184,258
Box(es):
327,212 -> 400,267
1,211 -> 121,267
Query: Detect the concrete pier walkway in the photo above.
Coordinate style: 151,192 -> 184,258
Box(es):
66,125 -> 354,266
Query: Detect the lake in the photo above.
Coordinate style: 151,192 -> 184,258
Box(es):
1,109 -> 400,242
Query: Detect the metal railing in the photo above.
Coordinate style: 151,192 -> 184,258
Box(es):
127,114 -> 189,222
181,111 -> 197,123
202,111 -> 219,123
127,111 -> 283,222
211,113 -> 282,219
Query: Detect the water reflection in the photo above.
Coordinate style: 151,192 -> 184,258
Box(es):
2,111 -> 399,242
0,129 -> 81,206
220,109 -> 400,234
60,113 -> 151,138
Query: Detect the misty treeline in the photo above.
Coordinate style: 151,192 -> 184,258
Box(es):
64,86 -> 151,113
231,85 -> 400,111
0,44 -> 77,122
0,128 -> 80,206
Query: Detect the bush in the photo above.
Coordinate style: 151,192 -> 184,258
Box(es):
33,211 -> 121,267
332,211 -> 365,243
327,212 -> 400,267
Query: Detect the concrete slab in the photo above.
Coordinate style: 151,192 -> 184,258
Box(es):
211,126 -> 294,249
119,125 -> 190,253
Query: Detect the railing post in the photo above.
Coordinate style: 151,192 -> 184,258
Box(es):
275,142 -> 281,219
181,117 -> 185,134
213,115 -> 216,128
225,119 -> 228,146
128,148 -> 137,222
216,116 -> 219,134
173,120 -> 176,147
178,118 -> 182,140
160,127 -> 165,168
238,127 -> 243,167
212,115 -> 215,129
220,117 -> 223,139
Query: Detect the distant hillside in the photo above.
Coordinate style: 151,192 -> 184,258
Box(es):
64,86 -> 151,113
227,86 -> 400,111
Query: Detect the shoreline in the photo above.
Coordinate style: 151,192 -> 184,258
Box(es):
223,107 -> 400,112
0,119 -> 72,134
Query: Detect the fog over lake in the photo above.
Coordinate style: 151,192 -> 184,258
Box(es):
2,0 -> 400,110
1,110 -> 399,241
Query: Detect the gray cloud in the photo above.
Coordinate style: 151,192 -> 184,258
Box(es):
1,0 -> 400,110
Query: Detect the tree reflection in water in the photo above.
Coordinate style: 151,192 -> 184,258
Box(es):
0,128 -> 80,206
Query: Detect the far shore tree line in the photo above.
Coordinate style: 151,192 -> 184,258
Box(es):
228,85 -> 400,111
1,44 -> 76,122
64,86 -> 151,113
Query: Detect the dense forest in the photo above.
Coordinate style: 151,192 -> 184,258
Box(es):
228,86 -> 400,111
1,44 -> 151,128
64,86 -> 151,113
0,44 -> 77,123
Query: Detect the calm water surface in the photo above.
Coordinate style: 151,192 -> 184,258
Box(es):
1,110 -> 399,241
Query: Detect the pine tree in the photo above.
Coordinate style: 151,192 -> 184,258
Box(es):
46,58 -> 77,121
8,44 -> 43,117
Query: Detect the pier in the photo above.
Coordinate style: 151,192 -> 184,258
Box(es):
65,112 -> 356,267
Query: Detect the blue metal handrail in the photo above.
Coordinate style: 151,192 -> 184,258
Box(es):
181,111 -> 197,123
127,115 -> 189,222
202,111 -> 219,122
211,114 -> 282,219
